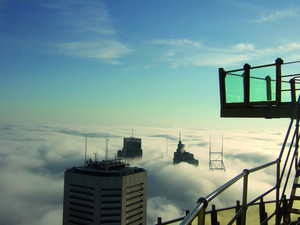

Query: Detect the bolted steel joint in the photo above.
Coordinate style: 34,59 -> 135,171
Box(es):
197,197 -> 208,208
243,169 -> 249,175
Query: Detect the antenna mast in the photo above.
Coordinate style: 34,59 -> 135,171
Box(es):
209,133 -> 211,169
221,133 -> 224,162
105,137 -> 109,160
209,133 -> 225,171
84,137 -> 87,166
166,139 -> 168,157
94,152 -> 99,162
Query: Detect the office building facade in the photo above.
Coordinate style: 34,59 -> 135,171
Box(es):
117,137 -> 143,159
63,160 -> 147,225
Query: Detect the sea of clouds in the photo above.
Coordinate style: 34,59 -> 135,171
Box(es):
0,122 -> 294,224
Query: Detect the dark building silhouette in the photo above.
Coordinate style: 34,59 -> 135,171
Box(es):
63,159 -> 147,225
173,134 -> 198,166
117,137 -> 142,159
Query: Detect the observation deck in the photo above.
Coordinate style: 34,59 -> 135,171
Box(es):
219,58 -> 300,118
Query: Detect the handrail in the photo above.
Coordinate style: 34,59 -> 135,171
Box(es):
278,95 -> 300,160
224,59 -> 300,74
180,201 -> 206,225
180,160 -> 280,225
248,159 -> 278,173
178,96 -> 300,225
206,170 -> 247,202
159,59 -> 300,225
225,62 -> 276,73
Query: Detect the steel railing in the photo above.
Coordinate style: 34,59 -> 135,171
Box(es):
160,96 -> 300,225
157,59 -> 300,225
177,96 -> 300,225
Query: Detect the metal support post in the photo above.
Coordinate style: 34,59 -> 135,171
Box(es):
236,200 -> 242,225
219,68 -> 226,116
211,205 -> 219,225
243,64 -> 250,107
197,208 -> 206,225
265,75 -> 272,101
275,58 -> 283,105
282,195 -> 290,224
259,198 -> 268,225
296,118 -> 299,170
157,217 -> 162,225
241,170 -> 249,225
275,161 -> 281,225
290,78 -> 296,103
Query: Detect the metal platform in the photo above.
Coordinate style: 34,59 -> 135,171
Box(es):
219,58 -> 300,118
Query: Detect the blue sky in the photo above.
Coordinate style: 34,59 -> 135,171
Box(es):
1,0 -> 300,127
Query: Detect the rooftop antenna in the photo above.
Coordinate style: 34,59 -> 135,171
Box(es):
209,133 -> 211,168
84,137 -> 87,166
131,129 -> 134,137
166,139 -> 168,157
94,152 -> 99,162
222,133 -> 224,167
222,133 -> 223,153
179,131 -> 181,141
105,137 -> 109,160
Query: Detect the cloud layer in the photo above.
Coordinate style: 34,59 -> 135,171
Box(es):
48,0 -> 134,63
148,38 -> 300,68
0,123 -> 293,224
253,8 -> 299,23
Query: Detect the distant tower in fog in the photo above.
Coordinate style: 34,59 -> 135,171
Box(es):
62,159 -> 147,225
173,132 -> 198,166
209,134 -> 225,171
117,137 -> 143,159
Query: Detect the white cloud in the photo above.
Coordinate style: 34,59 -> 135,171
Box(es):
166,51 -> 175,57
0,123 -> 293,224
253,8 -> 299,23
147,196 -> 182,224
50,0 -> 134,63
232,43 -> 255,52
144,64 -> 158,69
150,39 -> 202,48
149,38 -> 256,68
43,0 -> 114,35
278,42 -> 300,51
48,1 -> 135,63
55,40 -> 134,63
148,38 -> 300,68
3,0 -> 133,64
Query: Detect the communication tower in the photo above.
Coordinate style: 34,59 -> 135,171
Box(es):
209,134 -> 225,171
105,137 -> 109,160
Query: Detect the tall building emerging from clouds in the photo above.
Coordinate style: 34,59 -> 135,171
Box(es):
173,133 -> 198,166
117,137 -> 143,159
62,160 -> 147,225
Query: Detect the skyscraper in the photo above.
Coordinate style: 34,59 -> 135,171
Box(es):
173,133 -> 198,166
117,137 -> 143,159
62,159 -> 147,225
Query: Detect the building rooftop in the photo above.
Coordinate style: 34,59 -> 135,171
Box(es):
66,159 -> 146,177
173,134 -> 199,166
